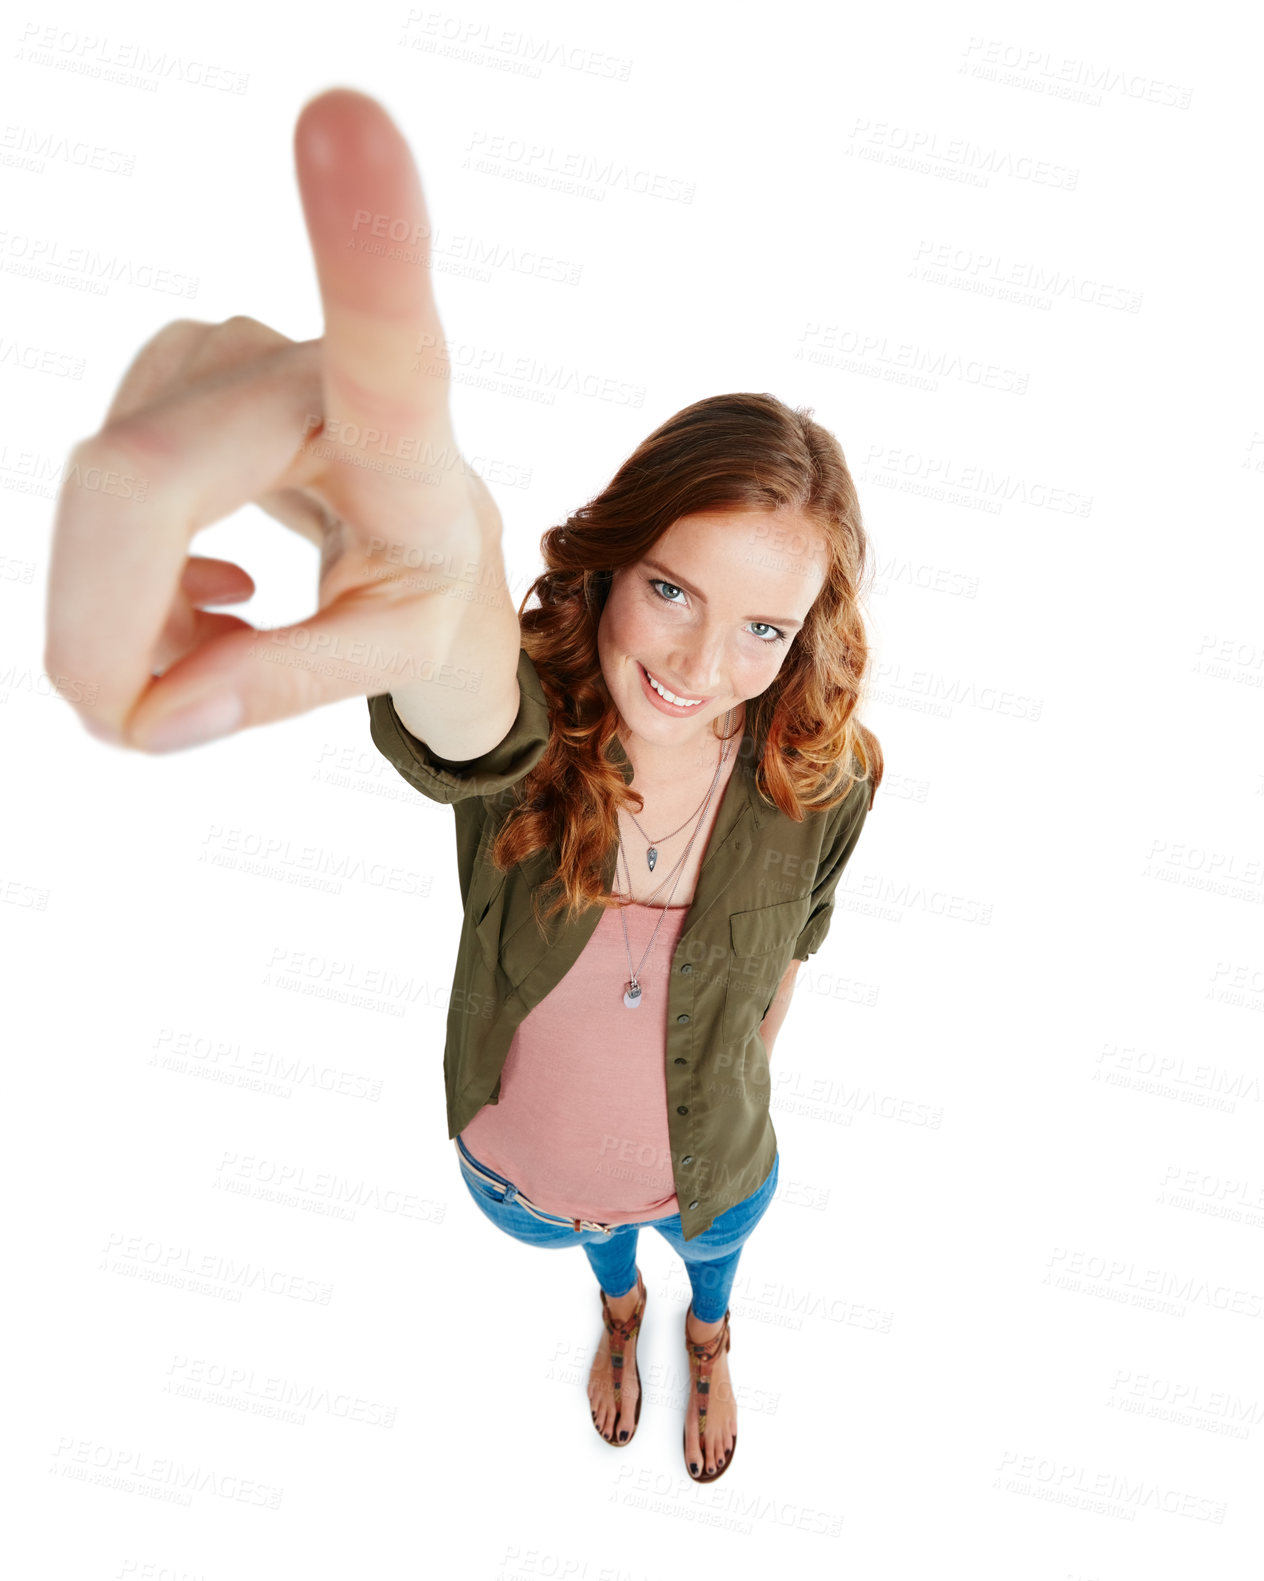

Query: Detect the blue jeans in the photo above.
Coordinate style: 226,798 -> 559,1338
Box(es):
455,1133 -> 779,1324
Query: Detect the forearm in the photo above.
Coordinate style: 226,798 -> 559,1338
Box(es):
386,518 -> 522,754
759,959 -> 801,1058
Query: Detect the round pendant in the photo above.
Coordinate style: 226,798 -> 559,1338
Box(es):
623,981 -> 642,1009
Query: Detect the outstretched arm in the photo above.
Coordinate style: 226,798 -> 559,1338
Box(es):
45,88 -> 522,757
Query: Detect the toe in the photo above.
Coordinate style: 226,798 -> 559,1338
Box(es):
590,1365 -> 614,1439
684,1413 -> 703,1476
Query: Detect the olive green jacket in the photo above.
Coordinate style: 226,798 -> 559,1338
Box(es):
366,646 -> 872,1239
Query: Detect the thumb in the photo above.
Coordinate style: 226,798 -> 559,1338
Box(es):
125,596 -> 443,752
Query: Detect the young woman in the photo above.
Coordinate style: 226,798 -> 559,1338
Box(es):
367,391 -> 881,1480
44,90 -> 881,1483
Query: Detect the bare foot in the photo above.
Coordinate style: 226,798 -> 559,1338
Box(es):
587,1279 -> 642,1443
684,1306 -> 736,1477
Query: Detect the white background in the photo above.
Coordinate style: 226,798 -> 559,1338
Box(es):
3,1 -> 1263,1577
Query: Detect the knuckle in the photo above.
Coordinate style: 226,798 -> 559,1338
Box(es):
215,313 -> 292,349
134,319 -> 215,371
146,317 -> 215,349
102,320 -> 214,426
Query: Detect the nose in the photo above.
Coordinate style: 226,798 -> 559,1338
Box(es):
666,631 -> 725,698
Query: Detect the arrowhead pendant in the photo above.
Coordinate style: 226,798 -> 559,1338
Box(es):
646,847 -> 657,871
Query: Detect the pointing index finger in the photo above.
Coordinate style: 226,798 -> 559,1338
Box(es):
294,89 -> 455,465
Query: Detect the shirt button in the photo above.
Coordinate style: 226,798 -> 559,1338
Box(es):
681,1155 -> 693,1165
676,1013 -> 690,1024
674,1057 -> 687,1065
676,1105 -> 688,1116
688,1200 -> 700,1210
680,963 -> 693,974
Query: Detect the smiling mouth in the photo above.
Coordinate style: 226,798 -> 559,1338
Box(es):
640,662 -> 707,708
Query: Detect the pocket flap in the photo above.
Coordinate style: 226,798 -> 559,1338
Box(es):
729,898 -> 806,957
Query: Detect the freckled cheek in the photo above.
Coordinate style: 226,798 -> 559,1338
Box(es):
740,652 -> 782,692
615,607 -> 658,655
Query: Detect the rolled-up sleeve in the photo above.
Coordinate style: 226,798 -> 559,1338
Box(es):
792,769 -> 872,961
366,645 -> 551,806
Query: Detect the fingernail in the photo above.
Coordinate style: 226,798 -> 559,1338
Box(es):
142,691 -> 243,752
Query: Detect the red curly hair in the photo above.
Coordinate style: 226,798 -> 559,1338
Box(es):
492,391 -> 883,924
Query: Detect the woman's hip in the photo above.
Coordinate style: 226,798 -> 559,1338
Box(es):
652,1152 -> 780,1259
455,1132 -> 778,1255
454,1134 -> 626,1245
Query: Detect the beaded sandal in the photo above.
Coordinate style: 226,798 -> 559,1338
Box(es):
683,1303 -> 735,1482
591,1267 -> 647,1446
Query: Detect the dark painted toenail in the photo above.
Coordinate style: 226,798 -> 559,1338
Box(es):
619,1429 -> 628,1441
690,1461 -> 698,1473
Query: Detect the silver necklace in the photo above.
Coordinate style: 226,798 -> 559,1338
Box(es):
624,794 -> 712,872
615,711 -> 734,1009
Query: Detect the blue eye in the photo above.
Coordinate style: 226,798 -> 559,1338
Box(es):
646,578 -> 788,643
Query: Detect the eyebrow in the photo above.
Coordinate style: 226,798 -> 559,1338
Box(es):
642,558 -> 806,629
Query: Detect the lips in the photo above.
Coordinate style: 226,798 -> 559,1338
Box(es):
638,661 -> 709,708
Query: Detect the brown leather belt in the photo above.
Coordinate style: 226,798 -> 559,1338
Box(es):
454,1139 -> 618,1234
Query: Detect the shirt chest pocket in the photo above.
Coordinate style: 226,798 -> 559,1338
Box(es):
722,897 -> 806,1043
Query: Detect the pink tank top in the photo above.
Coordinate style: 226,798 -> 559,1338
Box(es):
459,901 -> 689,1224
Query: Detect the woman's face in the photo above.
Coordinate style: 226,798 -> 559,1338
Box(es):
597,509 -> 828,767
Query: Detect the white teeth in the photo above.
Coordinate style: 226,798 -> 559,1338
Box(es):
644,666 -> 701,706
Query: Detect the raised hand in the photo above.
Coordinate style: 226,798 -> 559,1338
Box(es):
45,88 -> 506,752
